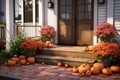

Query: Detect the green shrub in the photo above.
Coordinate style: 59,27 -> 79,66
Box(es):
10,35 -> 25,56
0,50 -> 12,64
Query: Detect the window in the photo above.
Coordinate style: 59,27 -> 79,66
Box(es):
24,0 -> 33,22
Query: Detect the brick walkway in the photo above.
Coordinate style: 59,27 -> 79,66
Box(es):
0,64 -> 120,80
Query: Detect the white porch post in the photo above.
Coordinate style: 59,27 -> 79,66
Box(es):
21,0 -> 24,25
33,0 -> 36,25
6,0 -> 14,51
39,0 -> 44,26
93,0 -> 98,45
107,0 -> 114,24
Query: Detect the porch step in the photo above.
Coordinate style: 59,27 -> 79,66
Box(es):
39,48 -> 93,59
35,55 -> 95,67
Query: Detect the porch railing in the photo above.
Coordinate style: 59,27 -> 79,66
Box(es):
0,25 -> 6,40
15,24 -> 41,38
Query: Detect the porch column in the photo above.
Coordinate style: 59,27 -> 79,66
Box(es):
93,0 -> 98,45
38,0 -> 44,26
33,0 -> 36,25
6,0 -> 14,51
21,0 -> 24,25
107,0 -> 114,24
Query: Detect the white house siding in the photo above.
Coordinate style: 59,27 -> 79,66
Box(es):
44,0 -> 58,44
97,0 -> 107,23
0,0 -> 6,22
114,0 -> 120,43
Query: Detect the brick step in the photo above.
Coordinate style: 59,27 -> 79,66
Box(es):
35,55 -> 95,67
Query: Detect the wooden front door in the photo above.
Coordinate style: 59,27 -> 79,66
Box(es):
58,0 -> 93,45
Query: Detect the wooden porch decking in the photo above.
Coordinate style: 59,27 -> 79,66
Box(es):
36,45 -> 95,67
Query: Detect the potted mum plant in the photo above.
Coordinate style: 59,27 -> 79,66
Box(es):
39,25 -> 56,42
94,22 -> 118,42
19,39 -> 41,57
92,42 -> 120,67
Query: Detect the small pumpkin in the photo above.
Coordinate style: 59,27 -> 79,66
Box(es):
12,55 -> 19,63
102,68 -> 112,75
27,57 -> 35,64
57,62 -> 62,67
88,46 -> 94,51
48,43 -> 54,48
7,60 -> 16,66
78,63 -> 91,74
91,66 -> 100,75
110,65 -> 120,73
46,41 -> 52,44
72,67 -> 78,73
65,64 -> 69,68
85,70 -> 91,76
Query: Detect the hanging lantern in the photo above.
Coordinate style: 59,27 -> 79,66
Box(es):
48,0 -> 54,8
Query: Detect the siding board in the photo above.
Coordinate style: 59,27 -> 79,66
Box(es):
114,0 -> 120,43
97,0 -> 107,23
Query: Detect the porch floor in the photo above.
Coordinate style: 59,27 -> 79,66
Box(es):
0,64 -> 120,80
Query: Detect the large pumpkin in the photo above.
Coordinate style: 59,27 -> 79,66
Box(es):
91,66 -> 100,75
102,68 -> 112,75
110,65 -> 120,73
27,57 -> 35,64
19,58 -> 26,65
93,63 -> 105,72
7,60 -> 16,66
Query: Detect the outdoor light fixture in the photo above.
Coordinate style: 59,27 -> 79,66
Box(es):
98,0 -> 105,4
48,0 -> 54,8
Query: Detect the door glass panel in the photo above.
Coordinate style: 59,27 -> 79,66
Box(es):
77,0 -> 92,20
85,12 -> 91,19
66,0 -> 72,5
78,0 -> 84,4
85,0 -> 92,3
78,5 -> 84,11
66,6 -> 72,13
78,13 -> 84,20
60,0 -> 65,6
85,4 -> 91,11
59,0 -> 72,20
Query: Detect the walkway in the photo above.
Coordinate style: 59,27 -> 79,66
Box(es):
0,64 -> 120,80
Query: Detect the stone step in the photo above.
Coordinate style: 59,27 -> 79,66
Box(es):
35,55 -> 95,67
39,49 -> 93,59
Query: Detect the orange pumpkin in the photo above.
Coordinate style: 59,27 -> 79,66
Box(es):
12,55 -> 19,63
78,64 -> 91,74
102,68 -> 112,75
88,46 -> 94,51
85,70 -> 91,76
57,62 -> 62,67
91,66 -> 100,75
110,66 -> 120,73
7,60 -> 16,66
46,41 -> 52,44
19,58 -> 26,65
19,55 -> 26,59
44,43 -> 49,48
65,64 -> 69,68
72,67 -> 78,73
48,43 -> 54,48
27,57 -> 35,64
93,63 -> 105,72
